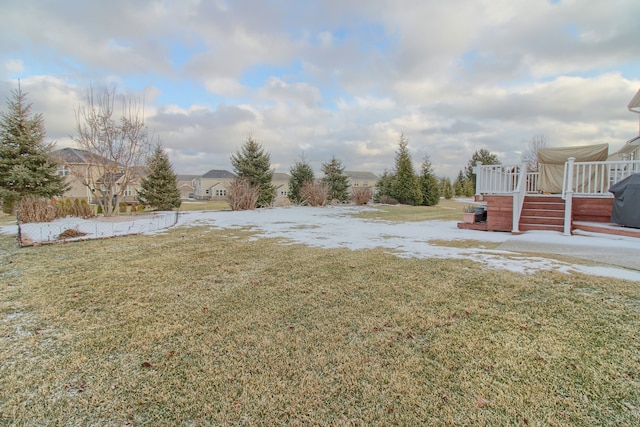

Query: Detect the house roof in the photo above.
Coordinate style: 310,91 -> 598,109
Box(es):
628,88 -> 640,113
201,169 -> 236,179
345,171 -> 379,180
177,174 -> 199,182
52,147 -> 116,166
614,135 -> 640,155
272,172 -> 291,181
52,147 -> 94,164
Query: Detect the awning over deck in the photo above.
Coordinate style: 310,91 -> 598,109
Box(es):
537,144 -> 609,193
628,87 -> 640,113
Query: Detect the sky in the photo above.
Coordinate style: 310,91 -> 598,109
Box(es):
4,203 -> 640,281
1,0 -> 640,178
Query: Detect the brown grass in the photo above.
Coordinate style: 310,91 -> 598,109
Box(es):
0,225 -> 638,425
355,199 -> 465,222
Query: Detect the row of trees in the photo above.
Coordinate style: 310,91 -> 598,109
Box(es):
374,134 -> 441,206
0,85 -> 181,216
228,136 -> 354,209
2,84 -> 523,215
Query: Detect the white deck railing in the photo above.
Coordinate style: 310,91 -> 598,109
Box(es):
475,159 -> 640,235
562,159 -> 640,197
476,160 -> 640,197
474,164 -> 538,195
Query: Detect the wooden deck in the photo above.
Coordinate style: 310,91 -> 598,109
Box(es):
457,194 -> 639,239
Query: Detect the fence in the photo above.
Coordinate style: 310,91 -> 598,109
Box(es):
16,210 -> 180,247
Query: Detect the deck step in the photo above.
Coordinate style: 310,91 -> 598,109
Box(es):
521,202 -> 565,211
519,223 -> 565,232
519,195 -> 567,232
520,208 -> 564,218
520,216 -> 564,225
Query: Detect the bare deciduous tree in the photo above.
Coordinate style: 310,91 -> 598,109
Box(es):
522,135 -> 548,172
73,87 -> 151,216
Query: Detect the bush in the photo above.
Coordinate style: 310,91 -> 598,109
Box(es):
300,181 -> 328,207
378,195 -> 399,205
16,196 -> 57,223
351,187 -> 372,205
228,178 -> 260,210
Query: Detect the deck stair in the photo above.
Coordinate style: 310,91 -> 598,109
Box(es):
518,196 -> 565,232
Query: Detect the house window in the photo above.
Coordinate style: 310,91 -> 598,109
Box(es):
56,166 -> 70,176
205,189 -> 210,195
124,186 -> 132,196
215,189 -> 227,197
280,190 -> 288,196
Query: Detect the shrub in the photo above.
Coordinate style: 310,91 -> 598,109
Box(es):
273,196 -> 291,208
378,195 -> 399,205
300,181 -> 328,207
351,187 -> 372,205
15,196 -> 57,223
228,178 -> 260,211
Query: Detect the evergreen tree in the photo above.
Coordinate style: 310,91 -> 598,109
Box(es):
230,136 -> 275,208
374,169 -> 395,203
454,170 -> 466,197
419,154 -> 440,206
464,148 -> 500,192
0,85 -> 67,214
137,144 -> 181,210
392,133 -> 422,205
440,177 -> 454,199
321,155 -> 349,202
288,155 -> 315,204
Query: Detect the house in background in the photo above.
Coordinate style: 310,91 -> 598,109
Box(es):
51,147 -> 143,205
272,172 -> 291,200
193,170 -> 236,200
345,171 -> 379,189
176,174 -> 198,199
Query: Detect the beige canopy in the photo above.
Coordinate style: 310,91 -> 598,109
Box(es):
537,144 -> 609,193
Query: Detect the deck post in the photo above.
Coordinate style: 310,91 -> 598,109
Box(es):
563,157 -> 575,236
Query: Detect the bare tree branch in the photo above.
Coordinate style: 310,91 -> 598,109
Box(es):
72,86 -> 151,216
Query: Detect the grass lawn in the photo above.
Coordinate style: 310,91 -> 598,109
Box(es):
1,207 -> 639,425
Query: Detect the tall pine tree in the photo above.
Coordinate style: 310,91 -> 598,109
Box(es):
230,136 -> 275,208
392,133 -> 422,205
419,154 -> 440,206
288,154 -> 315,204
440,177 -> 454,199
137,144 -> 181,211
374,169 -> 395,203
464,148 -> 500,193
0,85 -> 67,214
321,155 -> 349,203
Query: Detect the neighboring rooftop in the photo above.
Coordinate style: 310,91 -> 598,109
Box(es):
345,171 -> 379,180
200,170 -> 236,179
176,174 -> 200,181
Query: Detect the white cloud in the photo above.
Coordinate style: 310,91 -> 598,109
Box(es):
3,59 -> 23,75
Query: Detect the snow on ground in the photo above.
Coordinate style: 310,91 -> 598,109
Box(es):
3,205 -> 640,281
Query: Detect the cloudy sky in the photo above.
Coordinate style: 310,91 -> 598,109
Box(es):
1,0 -> 639,178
